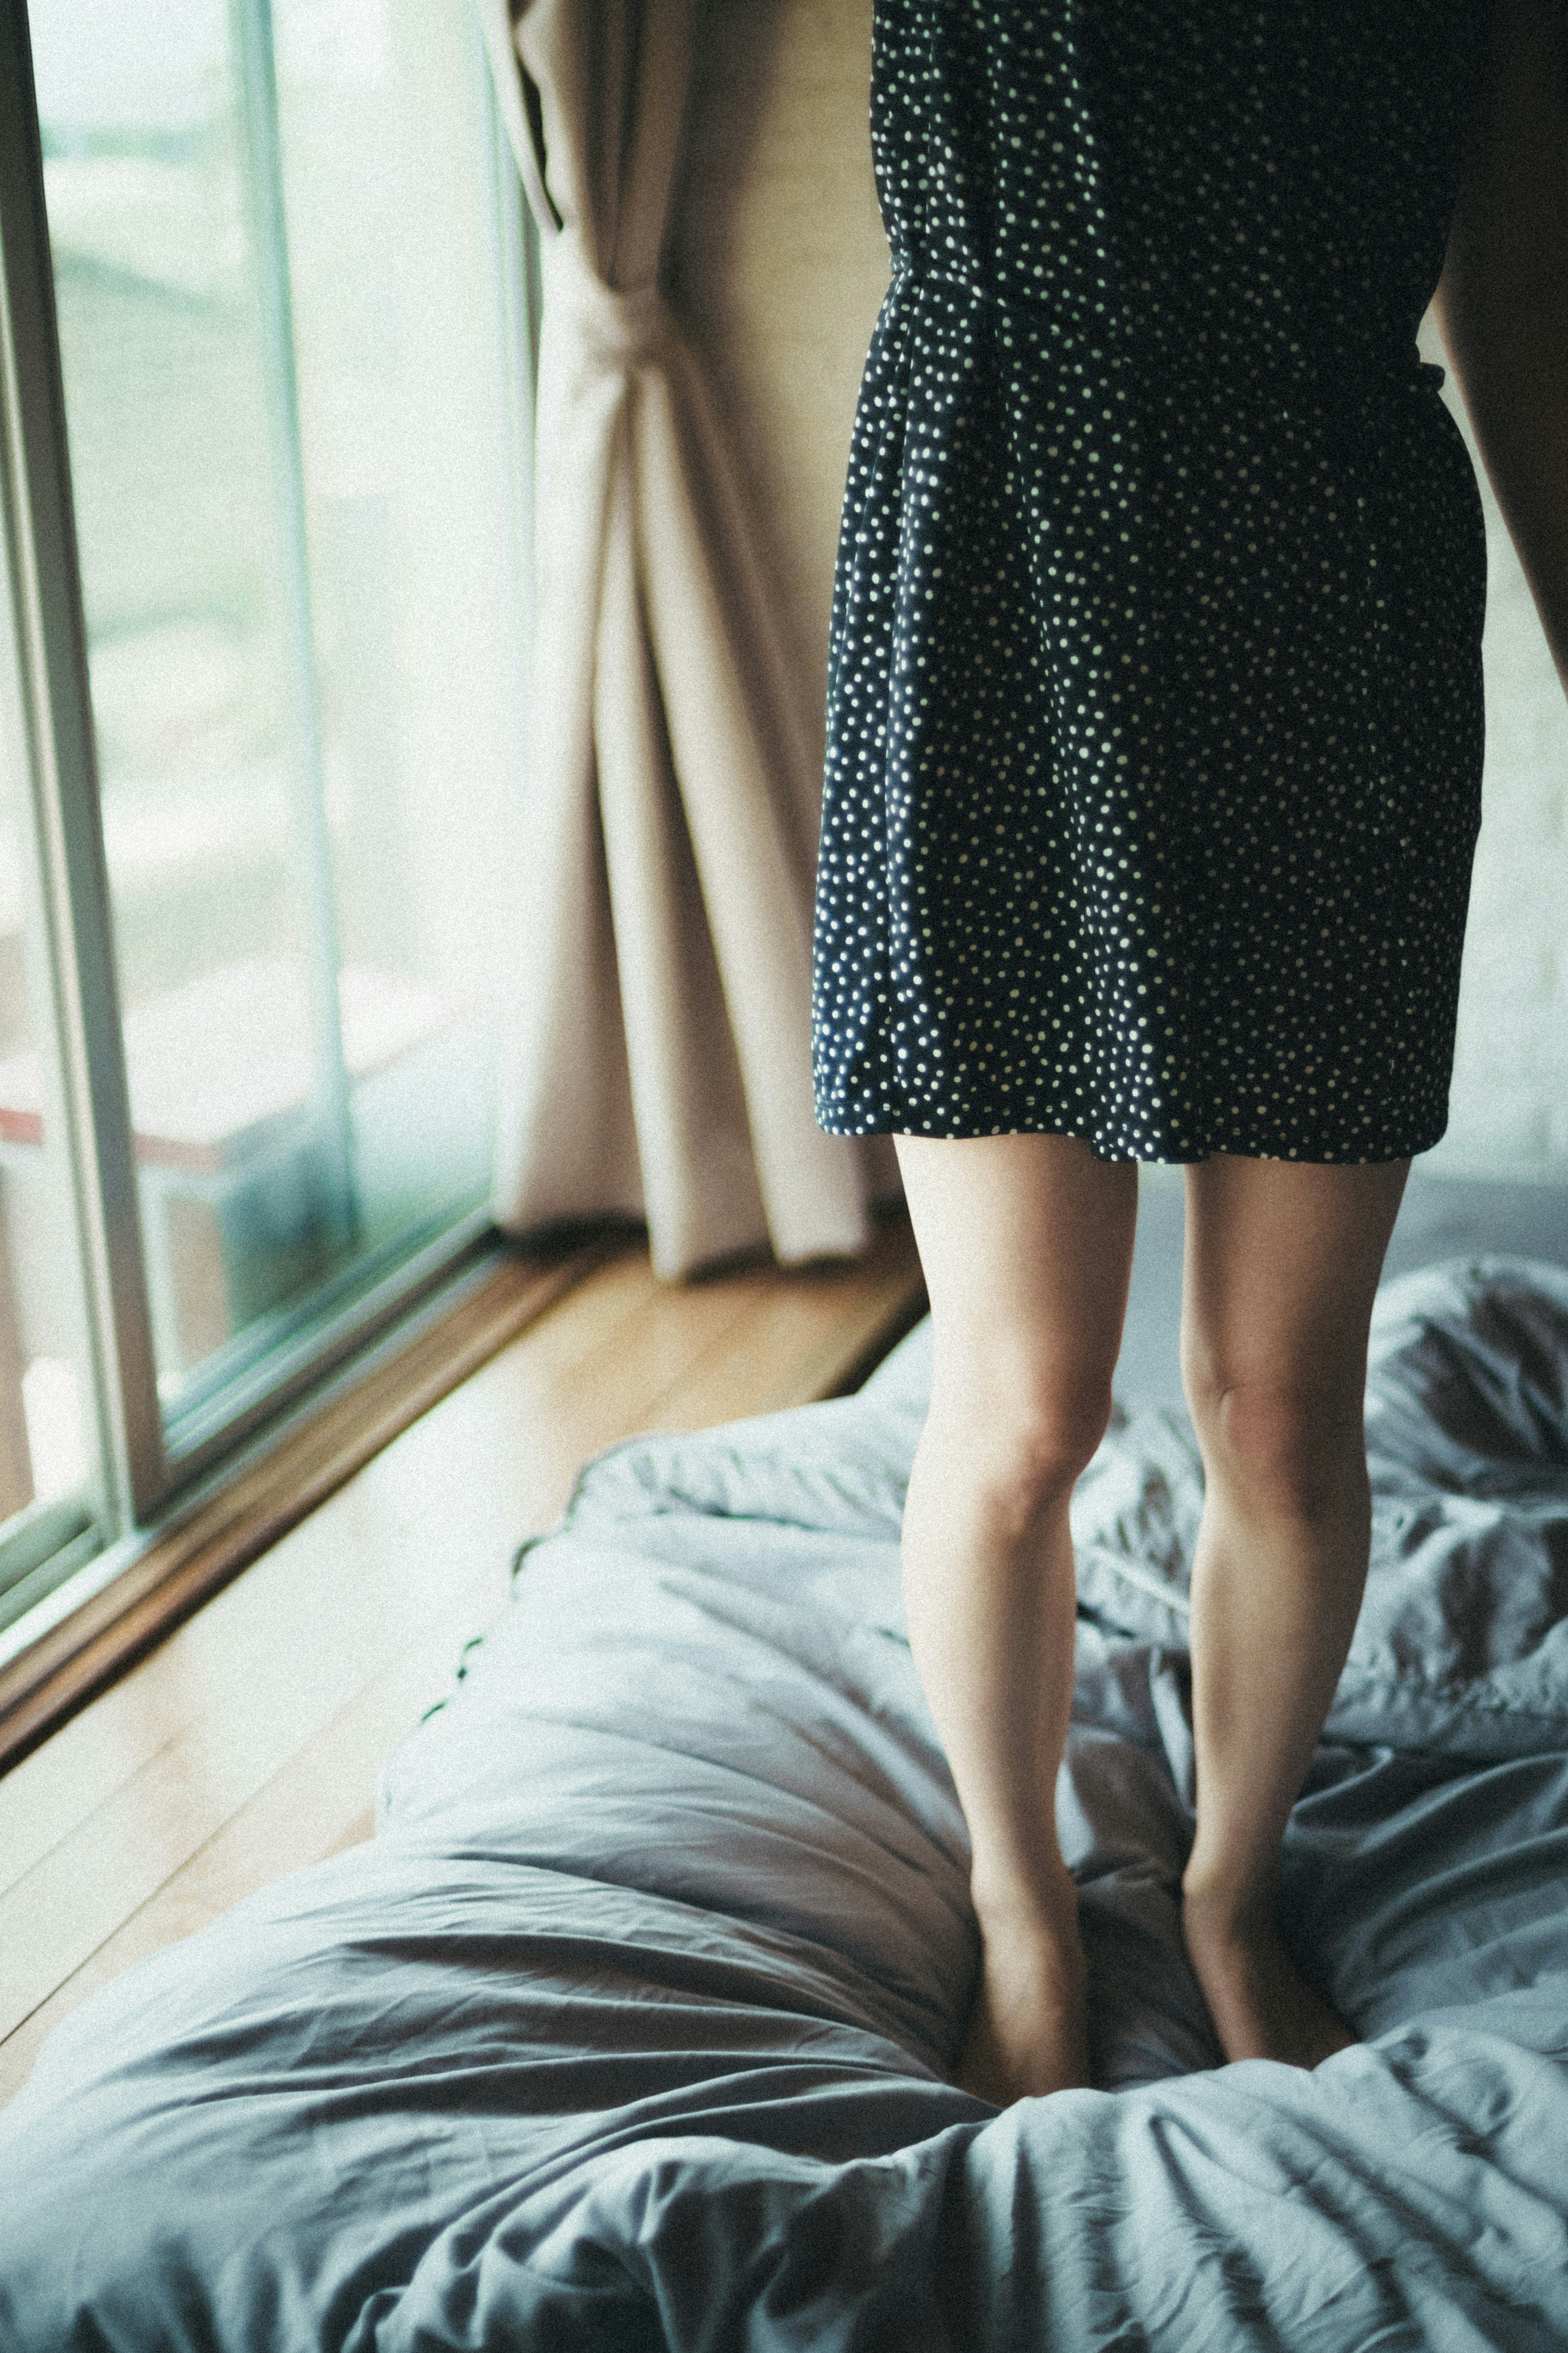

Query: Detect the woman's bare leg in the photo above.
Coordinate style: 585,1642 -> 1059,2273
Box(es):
1179,1152 -> 1410,2067
894,1132 -> 1138,2103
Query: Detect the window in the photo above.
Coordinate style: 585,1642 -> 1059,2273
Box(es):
0,0 -> 534,1684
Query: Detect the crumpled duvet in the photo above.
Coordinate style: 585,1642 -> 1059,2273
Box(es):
1,1257 -> 1566,2350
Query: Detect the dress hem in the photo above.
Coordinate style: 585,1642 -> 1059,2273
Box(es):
814,1112 -> 1445,1169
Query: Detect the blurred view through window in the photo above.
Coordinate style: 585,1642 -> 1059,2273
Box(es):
0,0 -> 526,1477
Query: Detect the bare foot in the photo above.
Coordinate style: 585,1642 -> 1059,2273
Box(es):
1183,1884 -> 1357,2069
958,1876 -> 1090,2104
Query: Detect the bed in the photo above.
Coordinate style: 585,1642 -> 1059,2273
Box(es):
2,1212 -> 1568,2348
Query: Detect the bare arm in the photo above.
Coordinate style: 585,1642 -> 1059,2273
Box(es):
1432,0 -> 1568,695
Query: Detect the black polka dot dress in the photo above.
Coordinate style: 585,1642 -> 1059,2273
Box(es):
811,0 -> 1492,1162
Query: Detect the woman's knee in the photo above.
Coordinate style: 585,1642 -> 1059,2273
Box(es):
927,1362 -> 1115,1538
1184,1360 -> 1365,1523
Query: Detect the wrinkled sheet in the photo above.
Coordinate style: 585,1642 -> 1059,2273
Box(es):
2,1258 -> 1566,2350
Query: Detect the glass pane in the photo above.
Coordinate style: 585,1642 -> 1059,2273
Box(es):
0,591 -> 103,1632
29,0 -> 525,1439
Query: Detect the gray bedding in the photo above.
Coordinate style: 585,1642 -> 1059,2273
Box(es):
2,1257 -> 1566,2349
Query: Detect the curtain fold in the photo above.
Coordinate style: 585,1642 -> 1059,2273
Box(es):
477,0 -> 878,1277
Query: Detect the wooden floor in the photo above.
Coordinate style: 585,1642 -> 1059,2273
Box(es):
0,1218 -> 924,2108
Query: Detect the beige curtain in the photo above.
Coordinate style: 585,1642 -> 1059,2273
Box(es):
476,0 -> 879,1278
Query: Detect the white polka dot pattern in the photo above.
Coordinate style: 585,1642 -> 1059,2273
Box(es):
812,0 -> 1492,1162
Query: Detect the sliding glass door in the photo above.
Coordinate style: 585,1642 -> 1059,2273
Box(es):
0,0 -> 532,1664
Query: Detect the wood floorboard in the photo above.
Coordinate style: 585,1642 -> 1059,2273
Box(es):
0,1258 -> 677,2029
643,1259 -> 927,1429
0,1217 -> 924,2108
0,1598 -> 486,2101
0,1243 -> 607,1779
0,1244 -> 655,1905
